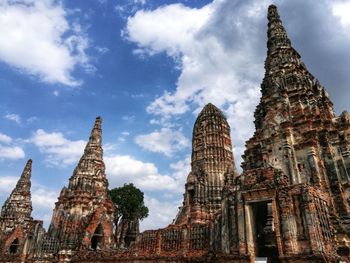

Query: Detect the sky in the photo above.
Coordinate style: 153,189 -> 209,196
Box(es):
0,0 -> 350,231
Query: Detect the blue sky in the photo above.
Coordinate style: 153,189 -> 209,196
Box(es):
1,0 -> 350,230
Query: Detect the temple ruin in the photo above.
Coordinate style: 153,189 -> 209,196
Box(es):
1,4 -> 350,263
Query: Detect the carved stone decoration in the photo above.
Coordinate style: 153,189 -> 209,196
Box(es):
39,117 -> 116,261
2,4 -> 350,263
239,4 -> 350,262
174,103 -> 238,225
0,160 -> 45,262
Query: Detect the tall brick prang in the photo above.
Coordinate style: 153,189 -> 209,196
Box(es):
2,4 -> 350,263
0,159 -> 33,233
0,160 -> 45,262
42,117 -> 115,261
174,103 -> 238,224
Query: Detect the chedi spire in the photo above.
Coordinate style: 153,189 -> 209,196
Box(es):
46,116 -> 115,258
174,103 -> 237,224
267,5 -> 291,52
68,116 -> 106,192
84,116 -> 103,160
1,159 -> 33,219
0,159 -> 33,231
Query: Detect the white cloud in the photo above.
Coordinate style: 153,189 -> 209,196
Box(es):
0,132 -> 12,144
122,115 -> 135,122
134,128 -> 190,157
0,145 -> 25,160
169,155 -> 191,189
30,185 -> 59,228
0,0 -> 91,86
32,188 -> 58,210
126,0 -> 350,168
95,46 -> 109,54
117,131 -> 130,142
0,132 -> 25,160
140,195 -> 181,231
4,113 -> 21,124
30,129 -> 85,166
126,1 -> 267,165
26,116 -> 39,123
0,176 -> 17,194
105,155 -> 179,191
134,0 -> 147,5
121,131 -> 130,136
332,1 -> 350,27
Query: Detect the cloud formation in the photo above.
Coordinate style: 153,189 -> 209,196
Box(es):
126,0 -> 350,167
105,154 -> 189,192
0,133 -> 12,144
134,128 -> 190,157
0,132 -> 25,160
30,129 -> 85,166
141,195 -> 180,231
0,176 -> 18,193
105,153 -> 190,230
0,0 -> 91,86
4,113 -> 21,124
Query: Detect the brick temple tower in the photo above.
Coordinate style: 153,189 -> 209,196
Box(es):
175,103 -> 237,224
0,160 -> 33,235
0,160 -> 44,261
222,5 -> 350,262
42,117 -> 115,260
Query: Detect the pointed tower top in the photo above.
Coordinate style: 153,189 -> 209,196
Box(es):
83,116 -> 103,161
66,116 -> 106,191
267,4 -> 291,52
0,159 -> 33,219
14,159 -> 32,195
196,103 -> 227,124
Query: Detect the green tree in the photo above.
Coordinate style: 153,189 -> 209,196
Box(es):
109,183 -> 149,232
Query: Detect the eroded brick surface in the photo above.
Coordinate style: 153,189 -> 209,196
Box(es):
1,4 -> 350,263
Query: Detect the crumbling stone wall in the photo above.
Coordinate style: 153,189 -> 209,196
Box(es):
2,4 -> 350,263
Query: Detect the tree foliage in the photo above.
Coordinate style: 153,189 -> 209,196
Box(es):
109,183 -> 149,224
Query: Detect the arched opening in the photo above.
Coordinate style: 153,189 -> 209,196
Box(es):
90,224 -> 103,250
249,201 -> 279,262
188,189 -> 195,204
9,238 -> 19,254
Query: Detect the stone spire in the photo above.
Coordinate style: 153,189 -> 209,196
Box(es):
241,6 -> 350,256
192,103 -> 236,177
174,103 -> 237,224
84,116 -> 103,160
67,116 -> 108,194
266,5 -> 291,53
261,5 -> 319,98
46,116 -> 115,256
0,159 -> 33,231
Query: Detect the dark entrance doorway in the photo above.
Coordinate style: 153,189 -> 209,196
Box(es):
91,224 -> 103,250
9,238 -> 19,254
251,201 -> 279,262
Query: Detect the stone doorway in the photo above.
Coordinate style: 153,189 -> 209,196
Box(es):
91,224 -> 103,250
9,238 -> 19,254
248,201 -> 279,262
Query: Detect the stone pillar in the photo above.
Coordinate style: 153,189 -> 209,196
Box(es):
237,197 -> 247,255
307,147 -> 322,186
278,189 -> 298,255
283,137 -> 300,184
302,190 -> 323,253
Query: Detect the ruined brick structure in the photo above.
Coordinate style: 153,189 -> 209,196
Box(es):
0,160 -> 45,262
234,5 -> 350,262
36,117 -> 116,262
1,4 -> 350,263
174,103 -> 238,225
